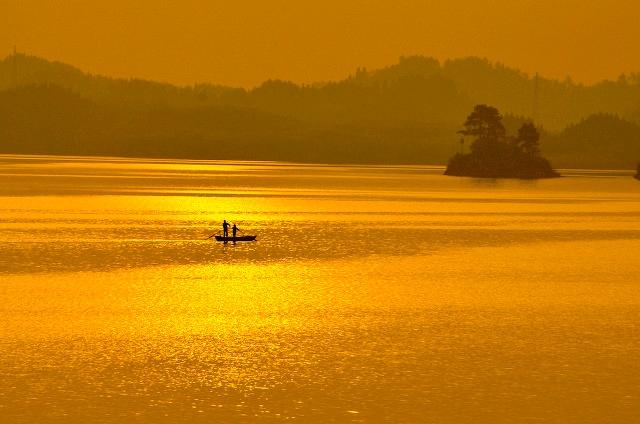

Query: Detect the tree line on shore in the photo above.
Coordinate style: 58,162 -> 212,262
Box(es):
1,54 -> 639,168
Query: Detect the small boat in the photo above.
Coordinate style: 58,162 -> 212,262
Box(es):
214,235 -> 257,242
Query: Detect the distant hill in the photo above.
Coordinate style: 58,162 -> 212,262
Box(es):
0,84 -> 458,164
1,53 -> 639,167
3,54 -> 639,130
546,114 -> 640,169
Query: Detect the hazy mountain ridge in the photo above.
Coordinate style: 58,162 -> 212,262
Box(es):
1,54 -> 639,167
0,84 -> 458,164
2,54 -> 639,129
546,114 -> 640,168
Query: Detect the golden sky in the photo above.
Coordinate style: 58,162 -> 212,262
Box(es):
3,0 -> 638,87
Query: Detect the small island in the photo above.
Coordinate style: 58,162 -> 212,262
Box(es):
635,164 -> 640,180
445,105 -> 559,179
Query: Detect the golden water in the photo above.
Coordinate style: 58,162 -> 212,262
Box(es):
1,155 -> 639,423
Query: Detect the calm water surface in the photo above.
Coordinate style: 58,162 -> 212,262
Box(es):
1,155 -> 639,423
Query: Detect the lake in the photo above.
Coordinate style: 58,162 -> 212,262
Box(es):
1,154 -> 639,423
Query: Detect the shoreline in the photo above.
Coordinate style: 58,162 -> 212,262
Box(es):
1,153 -> 638,174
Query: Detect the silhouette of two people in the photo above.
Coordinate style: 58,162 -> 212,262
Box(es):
222,220 -> 239,239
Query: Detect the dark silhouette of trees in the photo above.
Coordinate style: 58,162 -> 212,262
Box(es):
516,122 -> 540,156
458,104 -> 506,155
445,105 -> 558,178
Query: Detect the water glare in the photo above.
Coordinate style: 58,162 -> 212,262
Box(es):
1,155 -> 639,423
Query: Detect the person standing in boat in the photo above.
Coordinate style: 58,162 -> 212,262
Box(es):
222,220 -> 230,238
232,223 -> 239,239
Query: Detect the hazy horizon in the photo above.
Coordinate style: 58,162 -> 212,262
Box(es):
3,52 -> 639,169
4,51 -> 638,90
4,0 -> 640,87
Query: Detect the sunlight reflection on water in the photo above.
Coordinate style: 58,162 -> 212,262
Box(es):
1,155 -> 639,423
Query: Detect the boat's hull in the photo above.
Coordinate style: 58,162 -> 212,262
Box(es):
214,236 -> 257,242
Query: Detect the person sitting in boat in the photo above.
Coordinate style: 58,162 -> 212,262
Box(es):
222,220 -> 230,237
232,223 -> 239,238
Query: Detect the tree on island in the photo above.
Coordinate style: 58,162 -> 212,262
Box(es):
516,122 -> 541,156
445,104 -> 559,178
635,164 -> 640,180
